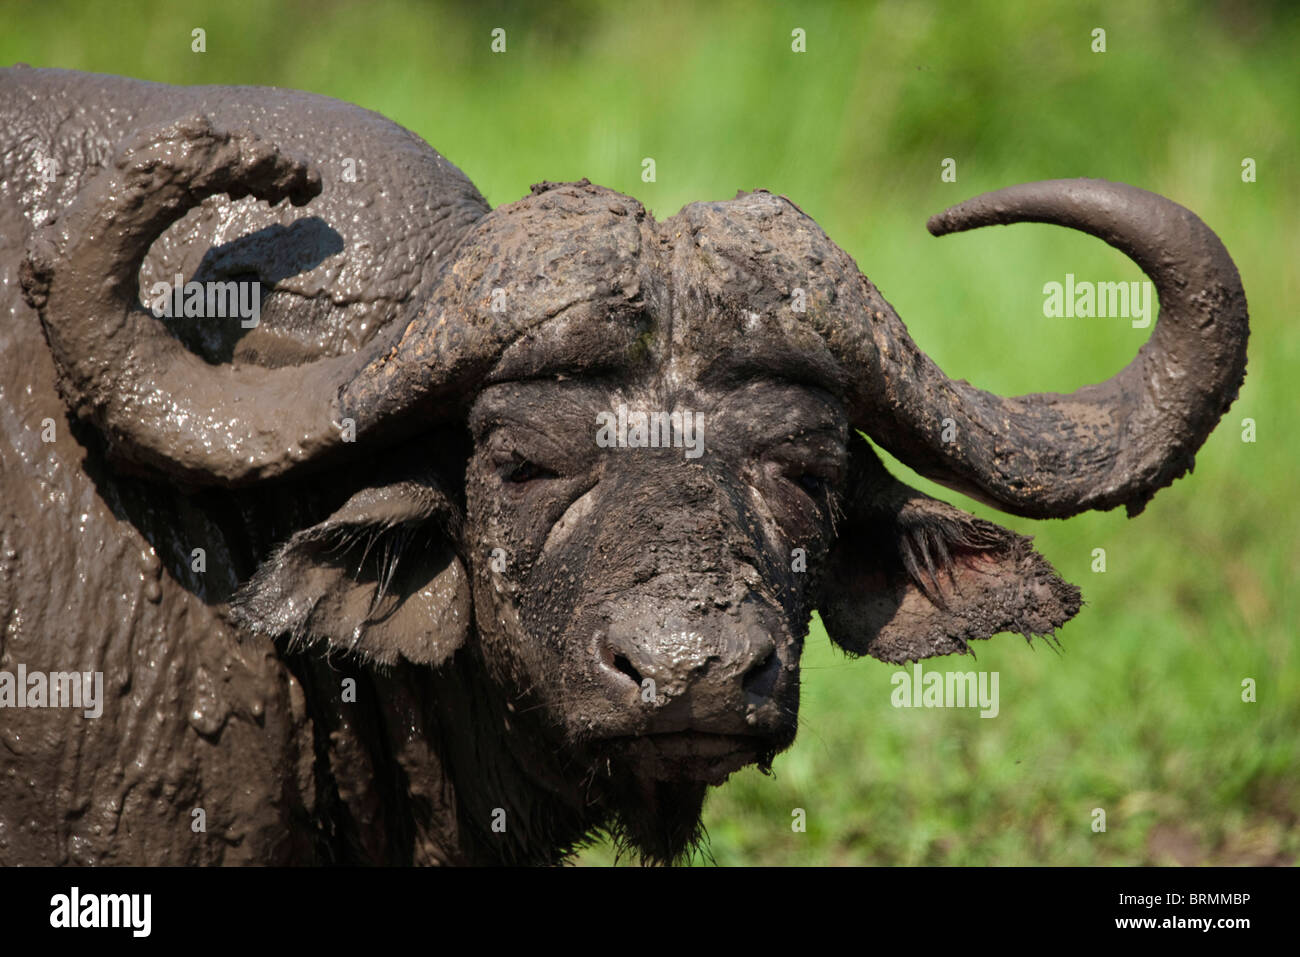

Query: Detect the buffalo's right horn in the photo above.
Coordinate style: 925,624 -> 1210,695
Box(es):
20,116 -> 364,486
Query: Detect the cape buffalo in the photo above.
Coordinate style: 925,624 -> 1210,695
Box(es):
0,66 -> 1248,864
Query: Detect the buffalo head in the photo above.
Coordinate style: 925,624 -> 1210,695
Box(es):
21,114 -> 1248,862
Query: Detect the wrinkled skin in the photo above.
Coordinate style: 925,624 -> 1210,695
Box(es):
0,66 -> 486,864
1,68 -> 1247,865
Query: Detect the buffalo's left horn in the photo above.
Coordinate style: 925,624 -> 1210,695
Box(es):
855,178 -> 1249,518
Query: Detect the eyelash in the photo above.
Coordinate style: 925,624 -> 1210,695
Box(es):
765,454 -> 835,497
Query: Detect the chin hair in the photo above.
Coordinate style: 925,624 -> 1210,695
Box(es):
594,741 -> 782,865
600,778 -> 711,866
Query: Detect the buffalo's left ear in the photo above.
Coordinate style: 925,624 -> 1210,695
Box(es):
818,435 -> 1082,663
229,464 -> 469,667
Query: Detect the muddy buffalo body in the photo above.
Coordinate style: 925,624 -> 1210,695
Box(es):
0,67 -> 1247,865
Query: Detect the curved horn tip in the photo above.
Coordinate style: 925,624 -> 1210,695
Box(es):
866,177 -> 1248,521
26,114 -> 332,487
116,114 -> 322,211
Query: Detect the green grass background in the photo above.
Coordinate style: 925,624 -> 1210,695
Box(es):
3,0 -> 1295,865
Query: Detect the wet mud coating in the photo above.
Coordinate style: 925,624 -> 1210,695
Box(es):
0,67 -> 1247,864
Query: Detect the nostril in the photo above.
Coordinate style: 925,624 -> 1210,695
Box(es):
742,649 -> 780,699
612,653 -> 643,687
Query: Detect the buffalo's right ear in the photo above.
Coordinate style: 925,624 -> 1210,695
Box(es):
818,435 -> 1082,663
229,464 -> 469,668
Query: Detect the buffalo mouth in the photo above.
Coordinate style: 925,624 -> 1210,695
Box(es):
597,731 -> 777,784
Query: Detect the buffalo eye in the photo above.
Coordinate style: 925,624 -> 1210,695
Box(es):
779,467 -> 829,498
767,457 -> 835,498
793,472 -> 826,496
503,455 -> 557,484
